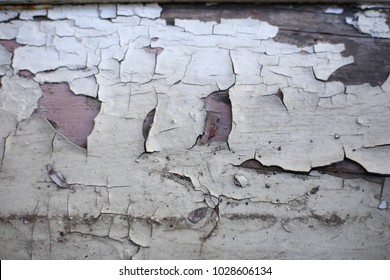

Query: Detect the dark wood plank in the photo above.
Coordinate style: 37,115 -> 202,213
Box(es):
1,0 -> 389,6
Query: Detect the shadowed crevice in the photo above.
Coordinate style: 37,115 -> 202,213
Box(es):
238,157 -> 386,185
142,108 -> 156,153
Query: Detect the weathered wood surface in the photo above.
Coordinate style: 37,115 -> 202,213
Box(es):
0,3 -> 389,259
1,0 -> 390,6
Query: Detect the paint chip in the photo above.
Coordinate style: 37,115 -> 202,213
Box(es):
234,174 -> 249,188
324,7 -> 344,15
378,200 -> 387,210
47,164 -> 68,188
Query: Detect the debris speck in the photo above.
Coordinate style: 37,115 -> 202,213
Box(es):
47,164 -> 68,189
234,174 -> 249,188
334,134 -> 340,139
309,186 -> 320,195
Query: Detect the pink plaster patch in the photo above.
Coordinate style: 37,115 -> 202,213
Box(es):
0,39 -> 23,53
201,90 -> 232,144
143,46 -> 164,55
38,82 -> 101,148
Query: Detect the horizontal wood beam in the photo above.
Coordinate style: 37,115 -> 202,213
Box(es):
1,0 -> 390,6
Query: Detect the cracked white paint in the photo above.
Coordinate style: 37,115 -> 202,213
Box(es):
120,44 -> 156,83
19,9 -> 47,21
13,45 -> 86,73
0,10 -> 18,22
34,67 -> 99,97
98,4 -> 116,19
346,9 -> 390,38
16,21 -> 47,46
0,4 -> 390,259
0,75 -> 42,121
0,21 -> 22,39
345,146 -> 390,174
117,3 -> 162,19
312,43 -> 354,80
175,19 -> 216,35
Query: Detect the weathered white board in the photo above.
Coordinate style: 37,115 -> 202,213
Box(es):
0,3 -> 389,259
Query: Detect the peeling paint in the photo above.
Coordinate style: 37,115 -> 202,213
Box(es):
346,9 -> 390,38
0,3 -> 390,260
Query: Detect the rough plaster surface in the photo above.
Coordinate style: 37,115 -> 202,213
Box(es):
0,4 -> 389,259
